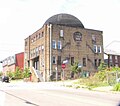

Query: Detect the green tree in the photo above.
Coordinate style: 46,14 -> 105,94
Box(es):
14,67 -> 23,79
111,67 -> 120,72
70,62 -> 82,78
98,62 -> 107,71
7,71 -> 14,79
23,68 -> 31,78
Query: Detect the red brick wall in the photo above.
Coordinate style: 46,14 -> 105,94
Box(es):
15,52 -> 24,70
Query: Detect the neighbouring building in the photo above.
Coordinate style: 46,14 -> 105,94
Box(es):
24,13 -> 104,81
2,52 -> 24,74
104,41 -> 120,67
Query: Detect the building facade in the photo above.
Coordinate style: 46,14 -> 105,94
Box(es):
104,41 -> 120,67
24,13 -> 104,81
2,52 -> 24,73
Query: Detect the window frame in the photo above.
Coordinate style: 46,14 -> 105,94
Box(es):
97,45 -> 102,53
52,40 -> 56,49
52,56 -> 56,64
83,58 -> 86,67
93,45 -> 97,53
58,41 -> 62,49
60,30 -> 64,37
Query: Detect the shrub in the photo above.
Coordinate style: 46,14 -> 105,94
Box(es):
7,71 -> 14,79
98,62 -> 107,71
113,83 -> 120,91
14,67 -> 23,79
94,70 -> 107,82
23,68 -> 31,78
70,62 -> 82,78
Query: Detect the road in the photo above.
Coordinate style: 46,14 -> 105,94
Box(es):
0,82 -> 120,106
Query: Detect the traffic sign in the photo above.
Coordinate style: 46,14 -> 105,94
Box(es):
61,64 -> 66,69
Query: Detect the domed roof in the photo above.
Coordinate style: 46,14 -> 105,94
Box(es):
44,13 -> 84,28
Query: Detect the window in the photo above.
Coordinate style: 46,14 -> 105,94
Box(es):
57,56 -> 61,65
83,58 -> 86,67
36,34 -> 40,39
58,41 -> 62,49
34,36 -> 36,41
39,45 -> 41,51
98,59 -> 101,66
110,55 -> 112,62
60,30 -> 64,37
94,59 -> 97,67
97,45 -> 101,53
52,56 -> 56,64
25,41 -> 27,46
92,35 -> 96,43
36,47 -> 39,56
71,57 -> 74,65
41,32 -> 44,37
39,33 -> 41,38
93,45 -> 97,53
115,55 -> 118,63
41,57 -> 44,67
52,40 -> 56,49
41,45 -> 44,53
31,38 -> 34,43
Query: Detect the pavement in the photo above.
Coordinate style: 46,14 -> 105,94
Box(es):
0,90 -> 5,106
0,79 -> 119,93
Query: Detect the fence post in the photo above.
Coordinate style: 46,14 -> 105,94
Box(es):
106,72 -> 109,84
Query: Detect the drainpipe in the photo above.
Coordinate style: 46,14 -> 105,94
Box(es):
49,24 -> 52,78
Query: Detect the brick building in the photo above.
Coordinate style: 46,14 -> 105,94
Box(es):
2,52 -> 24,73
24,13 -> 104,81
104,41 -> 120,67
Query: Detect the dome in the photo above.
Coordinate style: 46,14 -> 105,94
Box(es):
44,13 -> 84,28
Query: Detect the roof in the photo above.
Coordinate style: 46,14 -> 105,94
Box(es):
44,13 -> 84,28
104,41 -> 120,55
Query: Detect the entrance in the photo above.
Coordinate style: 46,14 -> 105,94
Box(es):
33,56 -> 39,70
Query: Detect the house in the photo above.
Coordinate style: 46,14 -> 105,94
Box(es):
24,13 -> 104,81
104,41 -> 120,67
2,52 -> 24,74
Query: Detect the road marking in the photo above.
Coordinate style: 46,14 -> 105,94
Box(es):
0,90 -> 5,106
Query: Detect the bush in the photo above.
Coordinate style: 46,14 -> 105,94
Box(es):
7,71 -> 14,79
94,70 -> 106,82
14,67 -> 23,79
113,83 -> 120,91
23,68 -> 31,78
98,62 -> 107,71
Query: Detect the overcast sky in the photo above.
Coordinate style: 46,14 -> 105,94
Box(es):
0,0 -> 120,70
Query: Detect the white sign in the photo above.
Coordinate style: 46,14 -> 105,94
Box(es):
63,60 -> 68,64
78,63 -> 82,68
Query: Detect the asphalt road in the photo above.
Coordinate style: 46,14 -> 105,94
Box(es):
0,82 -> 120,106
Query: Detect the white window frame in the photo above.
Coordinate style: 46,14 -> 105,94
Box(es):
92,35 -> 96,41
52,40 -> 56,49
97,45 -> 102,53
58,41 -> 62,49
60,30 -> 64,37
93,45 -> 97,53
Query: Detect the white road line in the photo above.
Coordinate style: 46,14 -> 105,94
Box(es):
0,90 -> 5,106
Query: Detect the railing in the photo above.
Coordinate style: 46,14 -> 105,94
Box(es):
31,67 -> 44,82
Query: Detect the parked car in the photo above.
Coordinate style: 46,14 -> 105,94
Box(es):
2,76 -> 9,83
